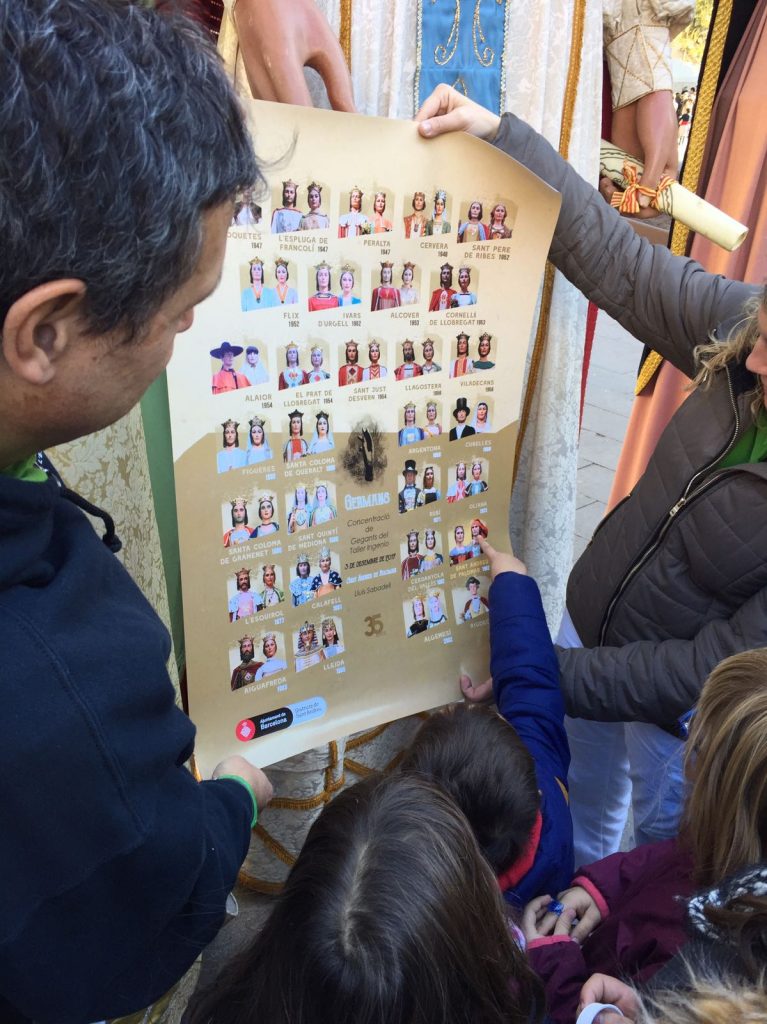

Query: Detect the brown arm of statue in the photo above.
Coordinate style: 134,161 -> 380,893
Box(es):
232,0 -> 355,111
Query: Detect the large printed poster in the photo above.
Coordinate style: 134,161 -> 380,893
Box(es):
167,101 -> 560,773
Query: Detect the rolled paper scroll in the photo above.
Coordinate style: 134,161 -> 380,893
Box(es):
600,141 -> 748,252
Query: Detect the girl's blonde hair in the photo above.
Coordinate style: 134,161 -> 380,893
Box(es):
644,975 -> 767,1024
693,288 -> 767,418
682,648 -> 767,885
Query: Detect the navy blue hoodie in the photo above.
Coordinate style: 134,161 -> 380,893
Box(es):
0,472 -> 252,1023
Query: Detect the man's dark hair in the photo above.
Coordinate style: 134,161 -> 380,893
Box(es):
399,703 -> 539,874
0,0 -> 260,339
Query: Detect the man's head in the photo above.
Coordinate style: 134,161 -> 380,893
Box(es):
231,499 -> 248,527
439,263 -> 453,286
296,553 -> 310,579
345,341 -> 358,365
402,340 -> 415,363
399,704 -> 539,874
403,458 -> 417,484
281,179 -> 297,208
239,635 -> 255,663
235,568 -> 251,591
0,1 -> 257,461
407,530 -> 419,553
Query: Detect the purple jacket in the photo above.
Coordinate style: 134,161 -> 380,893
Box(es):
529,839 -> 694,1024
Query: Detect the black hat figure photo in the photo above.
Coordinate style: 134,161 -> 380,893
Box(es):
210,341 -> 243,359
453,397 -> 471,419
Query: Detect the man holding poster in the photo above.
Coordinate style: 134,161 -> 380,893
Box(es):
0,3 -> 272,1021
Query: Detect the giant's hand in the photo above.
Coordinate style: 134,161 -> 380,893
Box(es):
233,0 -> 355,111
416,85 -> 500,142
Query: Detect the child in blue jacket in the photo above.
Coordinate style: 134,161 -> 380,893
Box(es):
400,540 -> 573,908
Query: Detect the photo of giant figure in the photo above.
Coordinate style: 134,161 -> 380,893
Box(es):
398,402 -> 425,446
338,187 -> 369,238
290,553 -> 314,607
450,332 -> 474,378
308,261 -> 339,312
469,517 -> 489,557
473,333 -> 495,371
421,465 -> 441,504
232,185 -> 261,227
311,483 -> 337,525
279,345 -> 307,390
294,621 -> 323,672
403,191 -> 427,238
305,345 -> 331,384
405,596 -> 429,637
228,568 -> 263,621
210,341 -> 249,394
338,340 -> 363,386
457,200 -> 488,243
401,530 -> 422,580
468,460 -> 489,495
488,202 -> 514,239
241,344 -> 269,386
241,257 -> 274,311
370,190 -> 393,233
287,485 -> 312,534
308,411 -> 334,454
398,262 -> 418,305
425,189 -> 450,235
223,497 -> 252,547
251,495 -> 280,538
449,397 -> 476,441
370,261 -> 401,311
217,418 -> 246,473
230,635 -> 261,691
398,458 -> 422,512
362,339 -> 387,381
420,528 -> 444,571
246,415 -> 273,464
259,564 -> 284,607
394,339 -> 422,380
461,575 -> 489,621
428,262 -> 455,312
471,400 -> 492,434
337,265 -> 361,307
310,547 -> 343,596
320,618 -> 344,659
423,400 -> 441,437
268,258 -> 299,306
270,178 -> 302,234
420,338 -> 441,374
298,181 -> 329,231
426,590 -> 448,629
254,632 -> 288,680
450,266 -> 477,308
449,523 -> 471,565
283,409 -> 308,462
446,461 -> 469,503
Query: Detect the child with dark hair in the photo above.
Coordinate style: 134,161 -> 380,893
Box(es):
187,772 -> 545,1024
400,539 -> 573,908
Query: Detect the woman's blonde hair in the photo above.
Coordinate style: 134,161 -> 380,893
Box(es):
693,288 -> 767,418
682,648 -> 767,885
644,974 -> 767,1024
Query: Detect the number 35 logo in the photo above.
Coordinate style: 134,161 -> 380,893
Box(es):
364,613 -> 384,637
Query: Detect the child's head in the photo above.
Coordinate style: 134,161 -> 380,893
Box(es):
683,648 -> 767,885
188,772 -> 543,1024
399,704 -> 539,876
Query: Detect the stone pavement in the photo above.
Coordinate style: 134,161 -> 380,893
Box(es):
575,312 -> 639,561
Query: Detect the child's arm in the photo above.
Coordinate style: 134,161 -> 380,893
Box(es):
483,540 -> 569,781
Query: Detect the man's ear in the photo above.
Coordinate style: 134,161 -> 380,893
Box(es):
1,280 -> 87,385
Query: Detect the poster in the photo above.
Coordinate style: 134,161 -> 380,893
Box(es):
166,100 -> 560,773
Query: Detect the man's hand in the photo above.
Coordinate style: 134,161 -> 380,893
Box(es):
537,885 -> 602,944
233,0 -> 355,111
479,537 -> 527,579
416,85 -> 500,142
579,974 -> 639,1020
213,755 -> 274,810
522,894 -> 578,943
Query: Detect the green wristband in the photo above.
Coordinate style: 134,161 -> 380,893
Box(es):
217,774 -> 258,828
